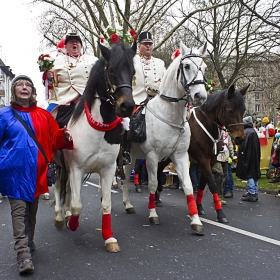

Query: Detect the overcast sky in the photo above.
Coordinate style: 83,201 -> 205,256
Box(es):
0,0 -> 47,104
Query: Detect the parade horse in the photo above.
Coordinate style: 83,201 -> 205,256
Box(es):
121,41 -> 208,235
155,84 -> 248,223
53,41 -> 136,252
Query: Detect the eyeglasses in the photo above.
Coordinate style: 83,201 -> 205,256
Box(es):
15,82 -> 33,88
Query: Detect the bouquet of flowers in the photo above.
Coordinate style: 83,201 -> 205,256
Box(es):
100,26 -> 137,46
205,79 -> 217,94
37,54 -> 55,72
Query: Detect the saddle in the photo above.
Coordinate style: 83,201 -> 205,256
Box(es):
55,102 -> 76,128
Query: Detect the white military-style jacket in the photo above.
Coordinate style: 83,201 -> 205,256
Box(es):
50,54 -> 98,105
132,54 -> 165,105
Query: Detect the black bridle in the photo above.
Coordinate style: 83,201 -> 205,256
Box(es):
220,100 -> 244,130
160,53 -> 206,104
101,60 -> 132,106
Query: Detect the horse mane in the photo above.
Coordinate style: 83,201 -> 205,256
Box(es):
160,55 -> 181,92
201,87 -> 245,113
71,42 -> 135,124
201,90 -> 227,112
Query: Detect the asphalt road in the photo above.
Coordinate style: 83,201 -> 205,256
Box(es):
0,173 -> 280,280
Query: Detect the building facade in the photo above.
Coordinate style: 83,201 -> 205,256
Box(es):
0,59 -> 15,108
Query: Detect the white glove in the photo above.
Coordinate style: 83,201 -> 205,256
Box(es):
148,82 -> 160,96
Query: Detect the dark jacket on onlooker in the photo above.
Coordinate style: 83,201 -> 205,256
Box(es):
236,116 -> 261,181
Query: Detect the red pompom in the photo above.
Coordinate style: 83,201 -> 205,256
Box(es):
111,34 -> 120,43
57,35 -> 66,49
171,49 -> 181,60
130,29 -> 138,40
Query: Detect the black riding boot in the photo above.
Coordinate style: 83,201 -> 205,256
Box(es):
121,131 -> 131,165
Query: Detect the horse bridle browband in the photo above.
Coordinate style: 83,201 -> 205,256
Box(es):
160,53 -> 206,104
102,60 -> 132,106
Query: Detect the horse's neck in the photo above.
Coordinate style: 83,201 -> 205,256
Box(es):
90,97 -> 102,120
150,95 -> 187,123
200,108 -> 222,134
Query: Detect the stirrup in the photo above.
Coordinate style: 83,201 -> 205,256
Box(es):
123,151 -> 132,165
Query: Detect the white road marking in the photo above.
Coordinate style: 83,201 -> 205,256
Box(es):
196,216 -> 280,246
85,181 -> 119,193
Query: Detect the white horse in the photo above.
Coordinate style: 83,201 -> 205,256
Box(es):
53,41 -> 137,252
122,42 -> 208,235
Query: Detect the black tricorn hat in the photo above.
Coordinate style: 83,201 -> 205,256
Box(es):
138,31 -> 153,43
65,32 -> 83,46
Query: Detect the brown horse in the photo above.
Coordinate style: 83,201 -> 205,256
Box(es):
156,84 -> 249,223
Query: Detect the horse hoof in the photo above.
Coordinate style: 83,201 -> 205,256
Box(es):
156,201 -> 162,207
217,217 -> 229,223
197,204 -> 206,215
54,220 -> 64,230
112,184 -> 118,189
149,217 -> 160,225
106,242 -> 121,253
191,224 -> 204,235
126,207 -> 136,214
65,216 -> 70,226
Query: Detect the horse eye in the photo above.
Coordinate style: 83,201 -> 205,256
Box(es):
108,68 -> 114,74
185,64 -> 190,69
229,109 -> 234,114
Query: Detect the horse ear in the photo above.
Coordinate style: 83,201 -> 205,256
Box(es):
131,40 -> 137,55
227,84 -> 236,99
180,41 -> 191,56
198,42 -> 208,57
98,41 -> 111,61
239,84 -> 250,96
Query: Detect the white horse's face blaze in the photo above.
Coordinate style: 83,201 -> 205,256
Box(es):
179,42 -> 208,106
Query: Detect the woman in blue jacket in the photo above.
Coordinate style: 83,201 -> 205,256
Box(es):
0,75 -> 73,274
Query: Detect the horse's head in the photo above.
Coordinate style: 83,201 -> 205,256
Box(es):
98,41 -> 136,117
220,84 -> 249,145
177,41 -> 208,106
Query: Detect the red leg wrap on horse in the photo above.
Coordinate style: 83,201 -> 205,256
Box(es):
134,173 -> 139,185
213,193 -> 222,210
196,189 -> 204,204
68,215 -> 79,231
148,193 -> 156,209
102,214 -> 114,240
186,194 -> 198,216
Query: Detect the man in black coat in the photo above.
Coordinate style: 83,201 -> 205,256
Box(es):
236,116 -> 261,202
